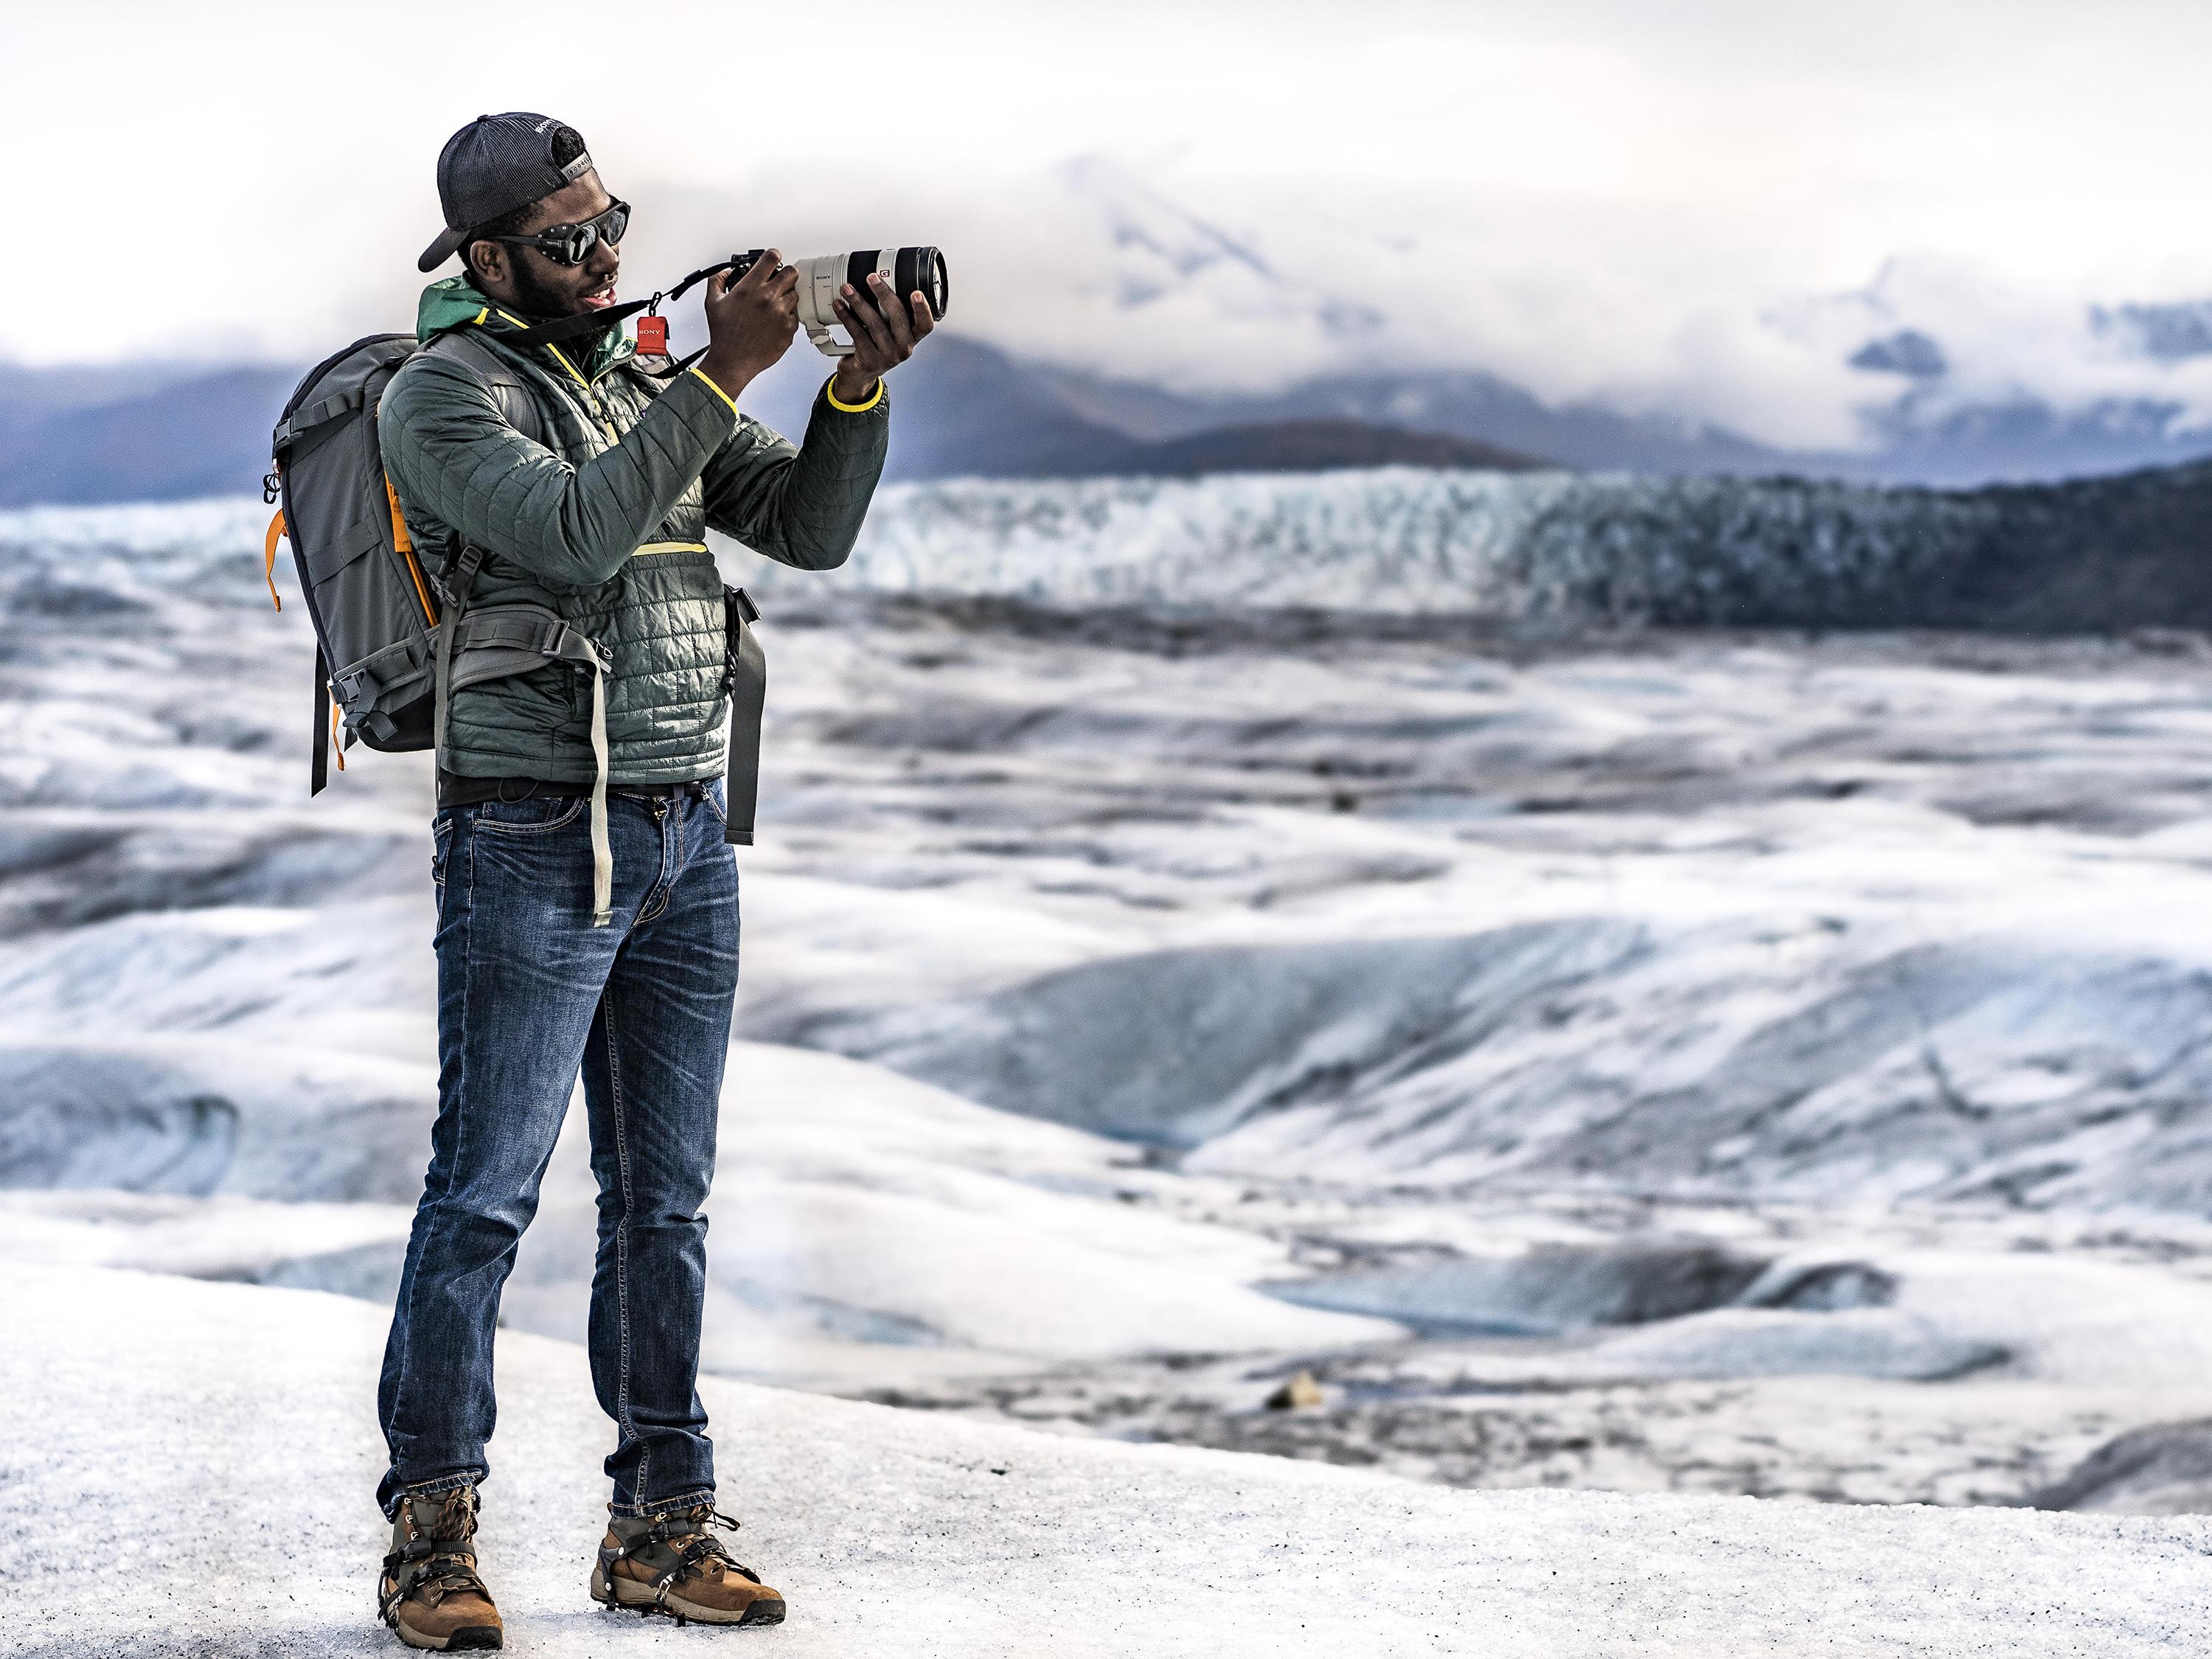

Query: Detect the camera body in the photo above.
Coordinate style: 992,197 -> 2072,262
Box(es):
728,246 -> 949,356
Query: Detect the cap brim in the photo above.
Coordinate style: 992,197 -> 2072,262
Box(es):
418,225 -> 469,274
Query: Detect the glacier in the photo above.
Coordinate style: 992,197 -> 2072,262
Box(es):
15,455 -> 2201,634
11,484 -> 2212,1521
740,456 -> 2212,635
741,465 -> 1989,623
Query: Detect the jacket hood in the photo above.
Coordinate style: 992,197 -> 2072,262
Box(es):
415,275 -> 495,341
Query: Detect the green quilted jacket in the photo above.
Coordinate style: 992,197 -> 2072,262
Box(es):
378,276 -> 889,785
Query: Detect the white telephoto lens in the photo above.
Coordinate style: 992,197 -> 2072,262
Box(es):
747,247 -> 947,357
793,250 -> 897,358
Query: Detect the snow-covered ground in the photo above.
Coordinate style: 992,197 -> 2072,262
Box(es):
6,1263 -> 2209,1658
9,487 -> 2212,1552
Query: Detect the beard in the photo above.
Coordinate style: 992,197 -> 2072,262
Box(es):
507,257 -> 593,322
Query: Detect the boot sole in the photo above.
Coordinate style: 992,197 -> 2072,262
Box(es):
590,1565 -> 787,1627
392,1621 -> 503,1651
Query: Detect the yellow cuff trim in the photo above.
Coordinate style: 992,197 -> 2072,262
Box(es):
689,365 -> 740,417
824,374 -> 883,413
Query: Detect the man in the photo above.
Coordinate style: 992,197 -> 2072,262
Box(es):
372,112 -> 932,1651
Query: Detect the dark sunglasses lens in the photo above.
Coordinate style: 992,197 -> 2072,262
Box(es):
599,203 -> 629,246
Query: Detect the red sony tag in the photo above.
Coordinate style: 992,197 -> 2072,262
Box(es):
636,314 -> 669,355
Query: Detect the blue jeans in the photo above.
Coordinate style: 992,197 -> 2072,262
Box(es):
378,782 -> 739,1518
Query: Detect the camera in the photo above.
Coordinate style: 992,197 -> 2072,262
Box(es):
728,246 -> 950,356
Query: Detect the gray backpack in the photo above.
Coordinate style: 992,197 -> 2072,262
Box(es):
265,331 -> 766,925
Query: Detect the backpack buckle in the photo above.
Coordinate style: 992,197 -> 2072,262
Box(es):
546,620 -> 613,672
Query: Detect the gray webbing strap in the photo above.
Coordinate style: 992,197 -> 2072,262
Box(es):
544,628 -> 613,926
589,657 -> 609,926
721,587 -> 765,847
311,644 -> 331,797
432,545 -> 486,762
445,606 -> 579,685
271,386 -> 367,453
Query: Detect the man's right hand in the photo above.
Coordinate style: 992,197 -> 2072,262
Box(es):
698,251 -> 799,402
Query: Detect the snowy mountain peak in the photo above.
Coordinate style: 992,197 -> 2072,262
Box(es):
1055,156 -> 1386,346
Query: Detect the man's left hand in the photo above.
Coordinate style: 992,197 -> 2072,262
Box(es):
830,272 -> 935,404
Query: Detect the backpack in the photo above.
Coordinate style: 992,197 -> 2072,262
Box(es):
263,329 -> 768,925
265,333 -> 430,793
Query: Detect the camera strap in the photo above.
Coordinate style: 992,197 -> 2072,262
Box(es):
660,262 -> 733,306
495,258 -> 740,357
492,300 -> 653,351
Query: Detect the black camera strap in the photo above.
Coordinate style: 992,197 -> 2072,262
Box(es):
493,257 -> 751,380
490,299 -> 653,351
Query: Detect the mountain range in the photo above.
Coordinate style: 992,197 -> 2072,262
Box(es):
9,330 -> 2212,509
13,159 -> 2212,507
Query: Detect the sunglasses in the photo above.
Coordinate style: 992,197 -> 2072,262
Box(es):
481,198 -> 630,266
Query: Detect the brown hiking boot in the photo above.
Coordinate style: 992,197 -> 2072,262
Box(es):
378,1486 -> 504,1651
589,1502 -> 787,1627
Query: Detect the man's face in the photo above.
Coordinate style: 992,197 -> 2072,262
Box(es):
468,171 -> 622,320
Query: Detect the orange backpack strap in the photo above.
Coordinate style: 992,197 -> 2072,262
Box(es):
384,474 -> 414,552
263,509 -> 285,611
386,474 -> 439,624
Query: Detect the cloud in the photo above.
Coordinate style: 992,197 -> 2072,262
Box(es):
1764,256 -> 2212,445
15,0 -> 2212,455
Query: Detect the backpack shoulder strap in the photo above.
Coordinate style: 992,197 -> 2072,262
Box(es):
421,328 -> 546,446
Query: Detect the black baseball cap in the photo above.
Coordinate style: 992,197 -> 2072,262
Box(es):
418,112 -> 596,273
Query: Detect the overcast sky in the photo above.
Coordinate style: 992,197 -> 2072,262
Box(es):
9,0 -> 2212,445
